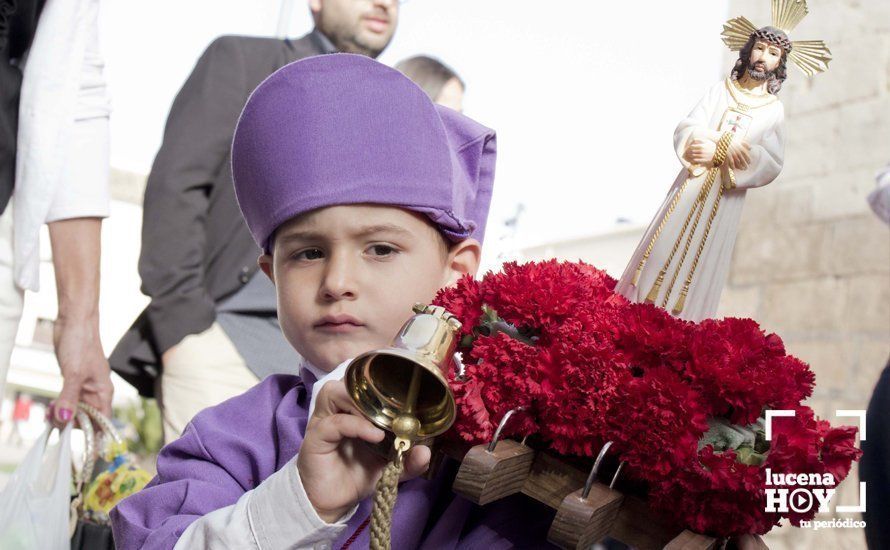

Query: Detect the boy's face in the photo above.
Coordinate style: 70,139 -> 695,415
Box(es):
260,204 -> 481,373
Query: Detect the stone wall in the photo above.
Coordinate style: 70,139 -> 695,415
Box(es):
519,1 -> 886,546
718,1 -> 889,548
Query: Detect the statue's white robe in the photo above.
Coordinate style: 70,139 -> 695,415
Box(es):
616,79 -> 785,322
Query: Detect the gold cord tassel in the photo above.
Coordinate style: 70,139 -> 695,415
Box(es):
631,260 -> 645,287
660,172 -> 718,308
646,170 -> 714,304
653,132 -> 734,312
632,176 -> 692,286
370,446 -> 406,550
645,270 -> 665,303
673,164 -> 735,315
672,288 -> 688,315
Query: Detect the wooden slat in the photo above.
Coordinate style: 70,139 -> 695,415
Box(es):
441,445 -> 716,550
452,440 -> 535,505
548,486 -> 623,549
520,452 -> 588,509
610,494 -> 684,549
663,529 -> 719,550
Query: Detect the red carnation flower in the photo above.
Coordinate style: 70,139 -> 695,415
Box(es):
603,368 -> 709,482
687,318 -> 814,425
432,260 -> 860,539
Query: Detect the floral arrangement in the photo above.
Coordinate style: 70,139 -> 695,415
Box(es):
434,260 -> 861,537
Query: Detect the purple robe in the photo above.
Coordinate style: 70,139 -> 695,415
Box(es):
110,373 -> 556,549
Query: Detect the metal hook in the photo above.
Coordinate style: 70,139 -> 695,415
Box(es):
582,441 -> 613,499
609,461 -> 626,490
453,353 -> 466,380
487,407 -> 526,453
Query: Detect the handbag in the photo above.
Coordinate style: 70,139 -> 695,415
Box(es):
70,403 -> 152,550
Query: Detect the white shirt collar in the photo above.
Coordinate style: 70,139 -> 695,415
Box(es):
302,359 -> 351,418
300,361 -> 328,383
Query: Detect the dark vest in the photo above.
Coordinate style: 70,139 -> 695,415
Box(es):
0,0 -> 45,214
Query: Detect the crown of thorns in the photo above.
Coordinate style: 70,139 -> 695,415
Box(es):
721,0 -> 831,77
752,28 -> 792,52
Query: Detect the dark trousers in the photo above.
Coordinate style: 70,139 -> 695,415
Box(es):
861,362 -> 889,549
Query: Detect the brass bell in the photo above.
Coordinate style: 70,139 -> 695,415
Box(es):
345,303 -> 461,452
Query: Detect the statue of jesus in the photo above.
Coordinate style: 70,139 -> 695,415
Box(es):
616,0 -> 830,321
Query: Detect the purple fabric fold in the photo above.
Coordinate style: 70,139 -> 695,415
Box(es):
110,373 -> 556,549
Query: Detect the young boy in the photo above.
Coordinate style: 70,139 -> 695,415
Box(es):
111,54 -> 556,549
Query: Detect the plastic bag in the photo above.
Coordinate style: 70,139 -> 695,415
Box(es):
0,424 -> 73,550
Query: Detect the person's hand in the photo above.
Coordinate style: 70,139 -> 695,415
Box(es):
50,314 -> 113,428
726,140 -> 752,170
297,380 -> 431,523
685,138 -> 717,166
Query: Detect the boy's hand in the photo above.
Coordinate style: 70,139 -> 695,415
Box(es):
297,380 -> 431,523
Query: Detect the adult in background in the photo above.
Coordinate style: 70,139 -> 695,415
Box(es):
861,164 -> 890,549
395,54 -> 465,111
7,392 -> 31,446
0,0 -> 113,427
110,0 -> 400,443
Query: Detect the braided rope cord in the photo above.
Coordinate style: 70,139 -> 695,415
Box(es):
660,132 -> 734,308
650,132 -> 734,308
673,178 -> 728,314
632,175 -> 692,286
369,446 -> 406,550
645,163 -> 719,303
674,141 -> 738,313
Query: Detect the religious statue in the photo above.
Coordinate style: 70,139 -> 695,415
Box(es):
615,0 -> 831,322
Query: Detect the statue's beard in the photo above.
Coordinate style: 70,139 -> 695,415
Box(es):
747,62 -> 772,81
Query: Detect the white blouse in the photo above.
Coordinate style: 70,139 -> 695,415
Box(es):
13,0 -> 111,292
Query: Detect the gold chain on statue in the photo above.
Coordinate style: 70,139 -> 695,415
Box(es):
646,132 -> 734,310
370,442 -> 407,550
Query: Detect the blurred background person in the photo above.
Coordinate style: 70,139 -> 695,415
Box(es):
0,0 -> 112,427
110,0 -> 401,444
861,163 -> 890,550
5,392 -> 30,446
395,54 -> 465,111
